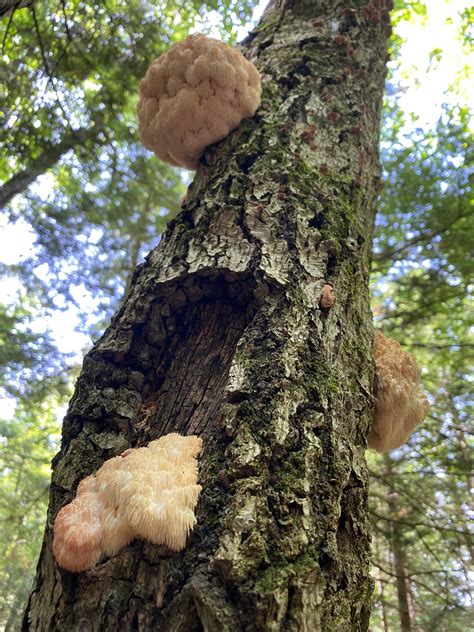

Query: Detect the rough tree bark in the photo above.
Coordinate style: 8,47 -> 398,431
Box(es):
23,0 -> 391,629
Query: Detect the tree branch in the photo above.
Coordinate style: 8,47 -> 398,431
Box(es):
372,208 -> 471,266
371,510 -> 472,536
0,0 -> 32,18
0,123 -> 102,209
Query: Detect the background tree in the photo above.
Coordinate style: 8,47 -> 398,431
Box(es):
0,0 -> 472,630
0,397 -> 65,632
368,2 -> 473,627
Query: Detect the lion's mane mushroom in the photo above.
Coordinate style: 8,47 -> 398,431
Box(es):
137,33 -> 261,169
53,433 -> 202,572
368,331 -> 430,453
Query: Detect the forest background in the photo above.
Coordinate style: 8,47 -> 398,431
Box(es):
0,0 -> 472,630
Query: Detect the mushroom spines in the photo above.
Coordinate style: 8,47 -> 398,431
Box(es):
137,34 -> 261,170
52,433 -> 203,572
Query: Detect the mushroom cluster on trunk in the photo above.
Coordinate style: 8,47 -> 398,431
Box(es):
369,331 -> 430,452
53,433 -> 203,572
137,33 -> 261,169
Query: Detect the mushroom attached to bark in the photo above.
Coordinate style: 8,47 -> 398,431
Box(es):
319,283 -> 336,309
53,433 -> 203,572
368,331 -> 430,453
137,33 -> 262,169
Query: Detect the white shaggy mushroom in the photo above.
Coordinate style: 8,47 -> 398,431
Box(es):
53,433 -> 203,572
368,331 -> 430,453
137,33 -> 262,169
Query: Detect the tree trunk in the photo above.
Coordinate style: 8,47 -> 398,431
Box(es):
374,539 -> 390,632
390,532 -> 412,632
23,0 -> 391,629
385,458 -> 413,632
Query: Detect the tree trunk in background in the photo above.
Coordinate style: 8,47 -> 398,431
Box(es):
23,0 -> 391,629
391,532 -> 412,632
374,539 -> 390,632
385,458 -> 413,632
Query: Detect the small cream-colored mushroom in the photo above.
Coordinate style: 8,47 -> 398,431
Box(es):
368,331 -> 429,453
137,33 -> 261,169
53,433 -> 203,572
